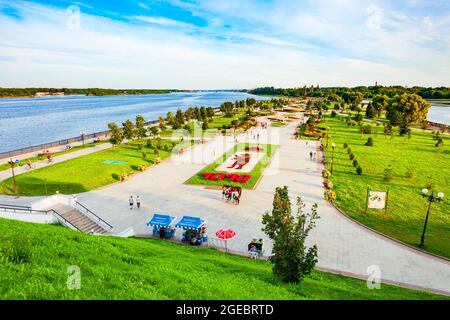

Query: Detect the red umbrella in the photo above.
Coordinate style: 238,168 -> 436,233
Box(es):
216,229 -> 236,252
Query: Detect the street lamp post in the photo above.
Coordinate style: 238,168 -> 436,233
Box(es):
8,158 -> 17,195
331,142 -> 336,174
326,127 -> 330,148
80,131 -> 85,148
419,188 -> 444,247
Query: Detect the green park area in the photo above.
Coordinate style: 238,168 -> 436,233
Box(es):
321,116 -> 450,258
271,122 -> 287,127
0,141 -> 105,172
0,218 -> 445,300
159,114 -> 248,138
0,139 -> 186,196
185,143 -> 278,189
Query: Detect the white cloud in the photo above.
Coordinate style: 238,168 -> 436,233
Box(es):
137,2 -> 150,10
0,0 -> 449,88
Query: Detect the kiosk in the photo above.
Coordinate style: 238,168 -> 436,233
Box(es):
147,213 -> 177,240
176,216 -> 208,245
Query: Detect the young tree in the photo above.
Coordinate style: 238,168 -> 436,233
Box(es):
148,125 -> 159,137
108,122 -> 124,148
166,111 -> 175,126
122,119 -> 135,142
262,186 -> 319,283
135,115 -> 147,140
175,109 -> 185,125
158,116 -> 166,131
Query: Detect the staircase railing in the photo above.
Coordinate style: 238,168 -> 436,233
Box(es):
0,204 -> 81,232
74,201 -> 113,232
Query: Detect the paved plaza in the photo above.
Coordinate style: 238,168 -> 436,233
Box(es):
1,119 -> 449,295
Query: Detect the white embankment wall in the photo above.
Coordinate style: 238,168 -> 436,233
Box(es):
31,194 -> 72,211
0,211 -> 58,224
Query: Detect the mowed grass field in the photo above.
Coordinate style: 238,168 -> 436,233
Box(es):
0,139 -> 185,196
0,141 -> 105,172
185,143 -> 278,189
322,116 -> 450,258
0,218 -> 445,300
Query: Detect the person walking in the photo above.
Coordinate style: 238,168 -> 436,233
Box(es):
309,151 -> 313,160
313,152 -> 316,160
129,196 -> 134,210
136,195 -> 141,209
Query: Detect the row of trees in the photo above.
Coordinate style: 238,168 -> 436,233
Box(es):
0,87 -> 173,97
249,85 -> 450,100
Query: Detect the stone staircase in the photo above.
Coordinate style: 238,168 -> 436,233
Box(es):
51,204 -> 109,235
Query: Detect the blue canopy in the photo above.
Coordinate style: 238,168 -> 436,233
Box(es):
147,214 -> 176,228
175,216 -> 206,230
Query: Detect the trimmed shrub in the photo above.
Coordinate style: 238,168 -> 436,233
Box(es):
347,148 -> 352,154
142,151 -> 147,159
343,142 -> 348,149
323,179 -> 333,189
365,137 -> 374,146
322,170 -> 331,179
356,166 -> 363,175
349,153 -> 355,160
352,159 -> 358,167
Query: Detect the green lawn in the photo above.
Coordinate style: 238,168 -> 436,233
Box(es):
322,116 -> 450,258
185,143 -> 278,189
160,115 -> 247,138
271,122 -> 287,127
0,141 -> 105,172
0,139 -> 185,196
0,218 -> 445,300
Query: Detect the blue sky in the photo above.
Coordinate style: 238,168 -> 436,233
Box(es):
0,0 -> 449,89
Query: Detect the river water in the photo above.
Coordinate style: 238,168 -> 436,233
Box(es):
0,91 -> 267,153
428,105 -> 449,126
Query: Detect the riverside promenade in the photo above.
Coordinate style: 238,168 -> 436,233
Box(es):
0,118 -> 449,295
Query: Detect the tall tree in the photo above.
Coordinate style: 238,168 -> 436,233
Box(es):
108,122 -> 124,147
262,186 -> 319,283
166,111 -> 175,126
158,116 -> 166,131
386,93 -> 431,126
135,115 -> 147,140
122,119 -> 135,142
175,109 -> 185,125
371,94 -> 389,117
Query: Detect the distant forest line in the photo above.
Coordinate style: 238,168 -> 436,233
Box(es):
0,88 -> 176,98
248,86 -> 450,100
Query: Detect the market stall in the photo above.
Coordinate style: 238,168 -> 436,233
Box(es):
147,213 -> 177,239
176,216 -> 208,246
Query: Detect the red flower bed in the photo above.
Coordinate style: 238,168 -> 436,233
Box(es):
203,172 -> 251,184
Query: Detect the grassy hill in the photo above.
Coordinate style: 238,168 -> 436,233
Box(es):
0,218 -> 446,300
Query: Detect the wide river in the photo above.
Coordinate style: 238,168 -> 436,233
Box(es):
427,105 -> 449,126
0,91 -> 267,153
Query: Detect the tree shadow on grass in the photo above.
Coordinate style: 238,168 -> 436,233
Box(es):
4,176 -> 89,196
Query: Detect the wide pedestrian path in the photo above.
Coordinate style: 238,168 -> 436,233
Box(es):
1,119 -> 449,295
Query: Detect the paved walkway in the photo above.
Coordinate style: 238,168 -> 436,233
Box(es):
1,119 -> 449,295
0,142 -> 112,181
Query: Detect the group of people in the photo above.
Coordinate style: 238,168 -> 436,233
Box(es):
222,185 -> 242,205
128,195 -> 142,209
309,151 -> 317,161
259,122 -> 269,129
182,226 -> 207,245
157,226 -> 176,239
